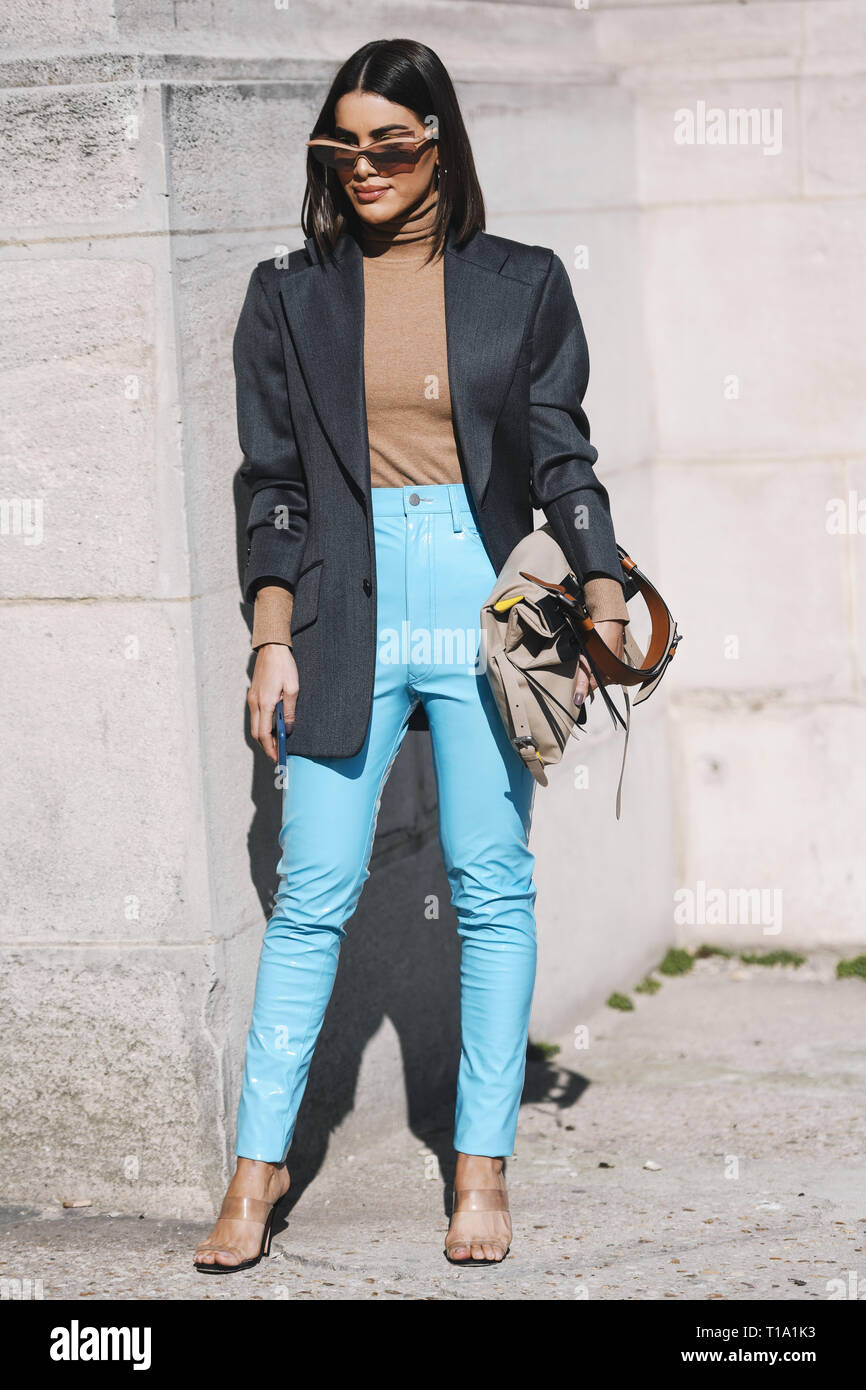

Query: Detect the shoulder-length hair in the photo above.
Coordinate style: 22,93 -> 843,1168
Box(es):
301,38 -> 485,265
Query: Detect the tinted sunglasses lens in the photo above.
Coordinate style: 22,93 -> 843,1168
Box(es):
309,138 -> 427,174
366,142 -> 420,173
309,143 -> 338,168
333,149 -> 361,173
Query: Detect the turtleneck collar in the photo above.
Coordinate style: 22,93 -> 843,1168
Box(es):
357,186 -> 441,265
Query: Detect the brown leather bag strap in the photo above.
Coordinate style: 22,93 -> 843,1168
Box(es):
520,551 -> 680,691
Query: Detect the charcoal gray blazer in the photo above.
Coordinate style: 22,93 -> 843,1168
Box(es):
234,222 -> 625,758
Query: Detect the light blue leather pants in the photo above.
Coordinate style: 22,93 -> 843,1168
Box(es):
236,483 -> 538,1161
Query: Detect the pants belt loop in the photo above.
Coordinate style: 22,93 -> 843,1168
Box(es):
448,483 -> 463,533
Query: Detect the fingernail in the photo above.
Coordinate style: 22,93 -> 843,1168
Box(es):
573,692 -> 584,707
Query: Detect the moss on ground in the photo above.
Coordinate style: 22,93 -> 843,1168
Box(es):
738,949 -> 806,968
837,955 -> 866,980
658,948 -> 695,976
606,992 -> 634,1012
635,976 -> 662,995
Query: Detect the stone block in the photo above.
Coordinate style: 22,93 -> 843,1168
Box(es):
653,459 -> 853,698
672,701 -> 866,946
0,602 -> 209,945
802,76 -> 866,197
0,84 -> 165,235
0,945 -> 223,1216
0,258 -> 166,598
461,79 -> 635,215
643,202 -> 866,459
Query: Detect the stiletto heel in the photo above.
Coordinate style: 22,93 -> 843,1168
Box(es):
444,1185 -> 512,1267
194,1193 -> 283,1275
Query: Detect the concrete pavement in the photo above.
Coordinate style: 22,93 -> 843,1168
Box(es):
2,948 -> 863,1301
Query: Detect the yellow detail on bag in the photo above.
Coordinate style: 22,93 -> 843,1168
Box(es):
494,594 -> 524,613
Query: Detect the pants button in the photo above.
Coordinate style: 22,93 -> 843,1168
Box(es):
362,577 -> 372,595
409,492 -> 420,506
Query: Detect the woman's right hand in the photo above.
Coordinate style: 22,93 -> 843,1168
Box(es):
248,643 -> 299,763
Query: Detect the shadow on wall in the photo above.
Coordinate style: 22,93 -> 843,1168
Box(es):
232,469 -> 590,1212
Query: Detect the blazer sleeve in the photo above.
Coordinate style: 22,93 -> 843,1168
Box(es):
527,251 -> 624,586
234,265 -> 309,604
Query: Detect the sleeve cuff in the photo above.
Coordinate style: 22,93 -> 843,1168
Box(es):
583,576 -> 629,625
251,584 -> 294,650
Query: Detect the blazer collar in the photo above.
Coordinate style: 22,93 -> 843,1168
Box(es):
281,222 -> 534,508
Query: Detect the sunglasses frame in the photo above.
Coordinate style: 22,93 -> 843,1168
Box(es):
306,131 -> 438,176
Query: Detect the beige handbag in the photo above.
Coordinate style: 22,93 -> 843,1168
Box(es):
480,523 -> 680,817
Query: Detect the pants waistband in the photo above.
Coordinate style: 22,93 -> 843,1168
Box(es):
371,482 -> 473,524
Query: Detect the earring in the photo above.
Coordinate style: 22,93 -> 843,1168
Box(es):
435,164 -> 447,188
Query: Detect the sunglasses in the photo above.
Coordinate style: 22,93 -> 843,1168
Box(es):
306,132 -> 437,176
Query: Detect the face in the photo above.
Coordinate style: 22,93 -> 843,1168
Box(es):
331,90 -> 439,227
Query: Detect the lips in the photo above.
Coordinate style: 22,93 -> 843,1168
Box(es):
354,187 -> 390,202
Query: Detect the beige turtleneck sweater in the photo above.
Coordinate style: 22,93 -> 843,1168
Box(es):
251,190 -> 628,648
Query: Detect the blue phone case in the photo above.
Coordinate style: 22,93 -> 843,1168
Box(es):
275,700 -> 287,772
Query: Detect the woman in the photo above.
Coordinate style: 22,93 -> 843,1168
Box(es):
194,37 -> 629,1273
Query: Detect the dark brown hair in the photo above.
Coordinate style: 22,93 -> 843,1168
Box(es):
301,38 -> 486,265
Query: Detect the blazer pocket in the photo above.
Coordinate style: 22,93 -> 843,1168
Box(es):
290,558 -> 324,634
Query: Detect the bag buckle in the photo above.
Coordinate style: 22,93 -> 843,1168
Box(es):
513,735 -> 540,757
519,568 -> 590,623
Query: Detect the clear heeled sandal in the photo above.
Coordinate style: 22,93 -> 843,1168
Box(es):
444,1185 -> 512,1267
193,1193 -> 282,1275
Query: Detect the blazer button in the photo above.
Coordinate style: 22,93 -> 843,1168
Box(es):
363,577 -> 372,595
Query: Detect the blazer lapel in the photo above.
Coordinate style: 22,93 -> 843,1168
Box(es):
279,231 -> 370,501
279,222 -> 534,508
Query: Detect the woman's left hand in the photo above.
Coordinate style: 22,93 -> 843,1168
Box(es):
572,619 -> 626,707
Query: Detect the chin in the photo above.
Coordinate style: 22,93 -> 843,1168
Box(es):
353,198 -> 397,222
